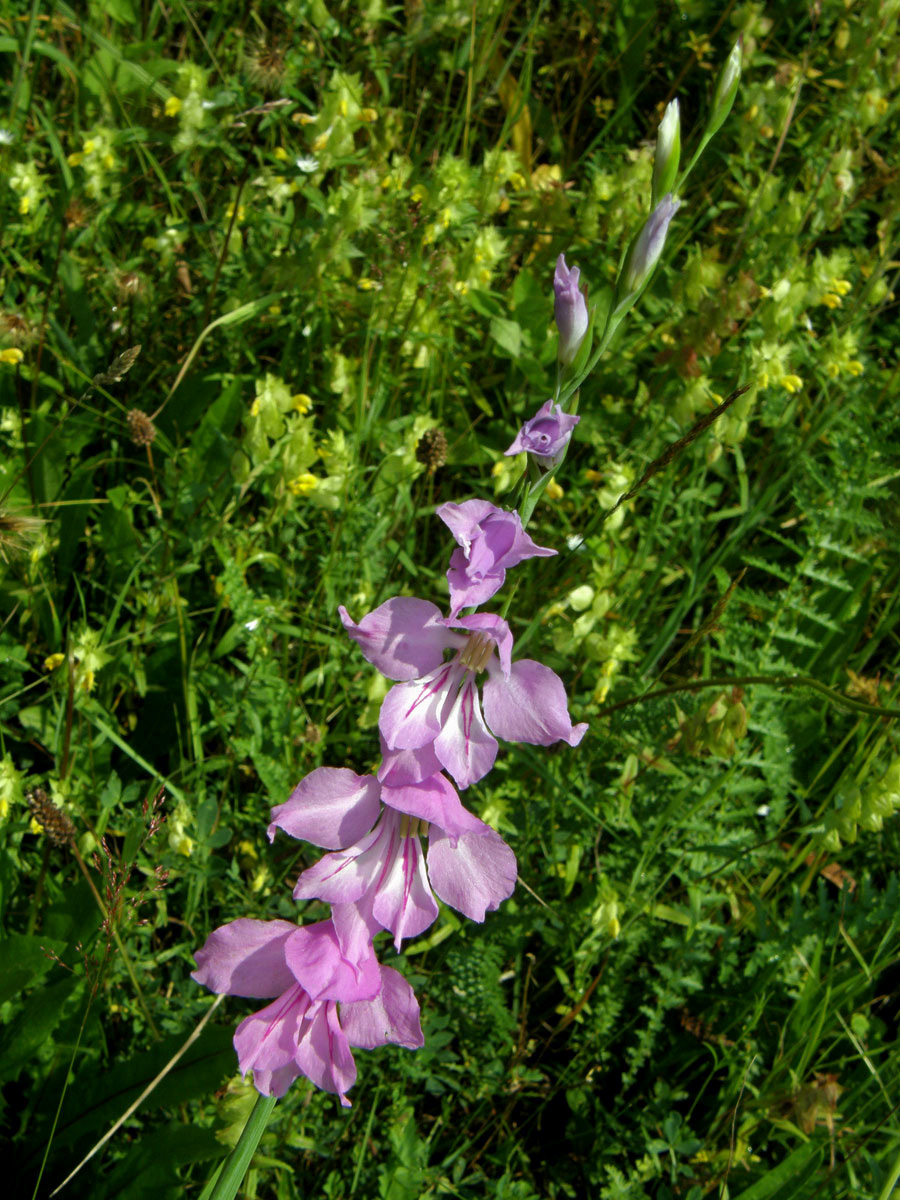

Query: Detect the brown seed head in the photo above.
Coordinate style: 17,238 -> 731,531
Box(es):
27,787 -> 76,847
126,409 -> 157,446
415,427 -> 448,473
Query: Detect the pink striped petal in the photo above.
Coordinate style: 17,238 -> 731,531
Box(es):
339,598 -> 453,680
268,767 -> 380,849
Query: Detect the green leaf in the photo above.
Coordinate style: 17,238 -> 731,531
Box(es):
0,933 -> 68,1005
730,1143 -> 825,1200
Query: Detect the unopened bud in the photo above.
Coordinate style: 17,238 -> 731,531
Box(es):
652,100 -> 681,206
707,41 -> 742,139
553,254 -> 589,366
620,194 -> 680,296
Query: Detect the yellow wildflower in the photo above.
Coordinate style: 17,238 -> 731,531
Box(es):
847,360 -> 864,376
545,479 -> 564,501
44,653 -> 65,671
273,146 -> 288,161
18,196 -> 30,215
67,152 -> 84,167
250,398 -> 261,417
289,473 -> 318,496
292,393 -> 312,414
360,107 -> 378,123
0,347 -> 24,365
822,293 -> 842,308
780,374 -> 803,394
164,96 -> 182,117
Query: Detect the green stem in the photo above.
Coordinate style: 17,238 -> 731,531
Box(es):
878,1141 -> 900,1200
594,673 -> 900,722
205,1092 -> 277,1200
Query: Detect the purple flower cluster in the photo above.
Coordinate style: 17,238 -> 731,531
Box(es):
193,497 -> 586,1107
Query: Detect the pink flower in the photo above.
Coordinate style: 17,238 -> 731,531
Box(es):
339,599 -> 587,789
505,399 -> 580,468
554,255 -> 589,365
269,766 -> 517,948
192,914 -> 423,1104
437,499 -> 555,616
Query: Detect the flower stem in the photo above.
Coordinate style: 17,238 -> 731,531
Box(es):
205,1092 -> 277,1200
594,673 -> 900,722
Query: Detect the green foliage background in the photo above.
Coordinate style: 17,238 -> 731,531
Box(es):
1,0 -> 899,1196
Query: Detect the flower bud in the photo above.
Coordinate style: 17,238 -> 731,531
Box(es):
651,100 -> 681,206
707,41 -> 742,139
620,194 -> 680,296
553,255 -> 589,366
505,399 -> 580,469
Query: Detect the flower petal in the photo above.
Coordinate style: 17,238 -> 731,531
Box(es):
427,825 -> 517,921
379,663 -> 459,750
381,772 -> 484,843
192,918 -> 298,998
377,738 -> 442,787
339,598 -> 452,680
268,767 -> 381,849
448,612 -> 513,676
294,1001 -> 357,1107
433,676 -> 498,789
233,984 -> 311,1097
368,819 -> 439,948
482,658 -> 588,747
283,921 -> 380,1003
292,823 -> 385,905
341,965 -> 424,1050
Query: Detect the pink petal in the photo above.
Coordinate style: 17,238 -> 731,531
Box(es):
482,658 -> 588,747
379,662 -> 460,750
233,984 -> 312,1097
368,820 -> 439,948
339,598 -> 453,680
448,612 -> 513,676
377,738 -> 442,787
381,772 -> 484,843
283,921 -> 380,1003
427,825 -> 517,921
293,823 -> 385,905
192,919 -> 298,998
341,965 -> 424,1050
433,676 -> 498,789
294,1001 -> 358,1107
268,767 -> 381,849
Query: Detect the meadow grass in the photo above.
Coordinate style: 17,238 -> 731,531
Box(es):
1,1 -> 900,1197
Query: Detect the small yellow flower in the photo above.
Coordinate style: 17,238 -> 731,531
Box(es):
273,146 -> 288,161
67,151 -> 84,167
79,668 -> 96,693
312,130 -> 330,152
360,107 -> 378,123
491,462 -> 506,477
759,124 -> 774,138
545,479 -> 564,501
822,292 -> 842,308
102,152 -> 115,170
745,104 -> 759,121
296,113 -> 317,126
83,139 -> 97,154
508,171 -> 527,191
29,817 -> 43,835
780,374 -> 803,394
338,98 -> 349,117
292,393 -> 312,414
289,473 -> 318,496
250,398 -> 261,417
584,468 -> 603,483
0,347 -> 24,365
846,359 -> 864,376
164,96 -> 182,117
18,196 -> 30,215
357,278 -> 380,291
832,278 -> 852,296
410,184 -> 428,204
268,303 -> 282,316
225,202 -> 246,223
826,362 -> 841,379
44,653 -> 65,671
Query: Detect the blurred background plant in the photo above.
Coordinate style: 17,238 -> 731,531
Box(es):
1,0 -> 899,1196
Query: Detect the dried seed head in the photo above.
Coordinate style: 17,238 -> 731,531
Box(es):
116,271 -> 144,302
0,312 -> 35,347
65,198 -> 89,229
0,509 -> 44,561
94,344 -> 141,387
415,427 -> 448,473
126,409 -> 157,446
244,35 -> 290,92
27,787 -> 76,847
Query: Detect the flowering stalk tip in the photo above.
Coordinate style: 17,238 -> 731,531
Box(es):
651,100 -> 681,207
553,255 -> 589,366
620,194 -> 680,297
707,41 -> 742,139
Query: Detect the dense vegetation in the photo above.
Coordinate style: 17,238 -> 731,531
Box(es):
2,1 -> 899,1197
